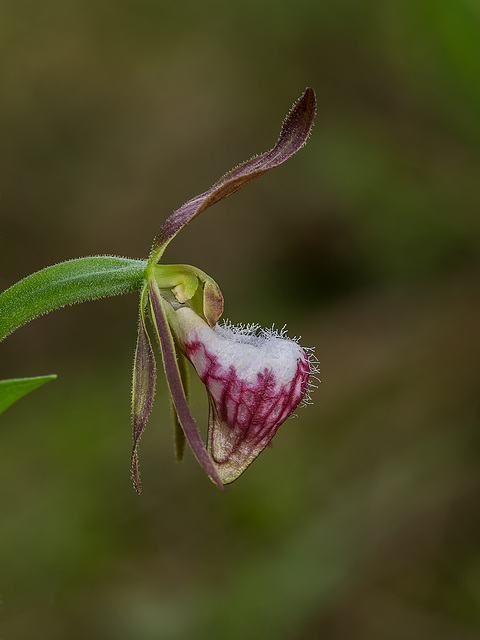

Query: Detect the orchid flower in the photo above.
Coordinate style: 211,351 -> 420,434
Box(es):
131,88 -> 317,492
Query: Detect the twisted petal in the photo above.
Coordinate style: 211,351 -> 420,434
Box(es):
168,307 -> 310,484
131,286 -> 157,494
152,88 -> 316,258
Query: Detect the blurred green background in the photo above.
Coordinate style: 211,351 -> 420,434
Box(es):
1,1 -> 480,638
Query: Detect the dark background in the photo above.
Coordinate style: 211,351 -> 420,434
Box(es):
1,1 -> 480,638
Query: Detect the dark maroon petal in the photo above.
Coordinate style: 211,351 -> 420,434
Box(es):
153,87 -> 316,251
131,297 -> 157,494
148,280 -> 225,490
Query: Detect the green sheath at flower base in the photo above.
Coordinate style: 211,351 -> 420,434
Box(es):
153,264 -> 224,327
152,265 -> 199,302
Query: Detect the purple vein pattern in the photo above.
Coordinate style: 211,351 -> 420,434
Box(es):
178,315 -> 311,484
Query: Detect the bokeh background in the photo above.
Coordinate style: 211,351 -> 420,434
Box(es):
1,1 -> 480,638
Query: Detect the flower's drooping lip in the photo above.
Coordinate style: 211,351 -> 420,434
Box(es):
170,308 -> 311,483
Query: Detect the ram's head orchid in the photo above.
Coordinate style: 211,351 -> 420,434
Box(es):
0,88 -> 317,493
132,88 -> 317,491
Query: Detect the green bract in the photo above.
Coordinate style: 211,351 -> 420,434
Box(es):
0,88 -> 317,491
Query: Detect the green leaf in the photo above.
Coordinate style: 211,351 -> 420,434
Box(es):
0,256 -> 147,342
0,375 -> 57,415
151,88 -> 316,262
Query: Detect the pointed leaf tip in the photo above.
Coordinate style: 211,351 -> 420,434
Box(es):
0,375 -> 57,415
